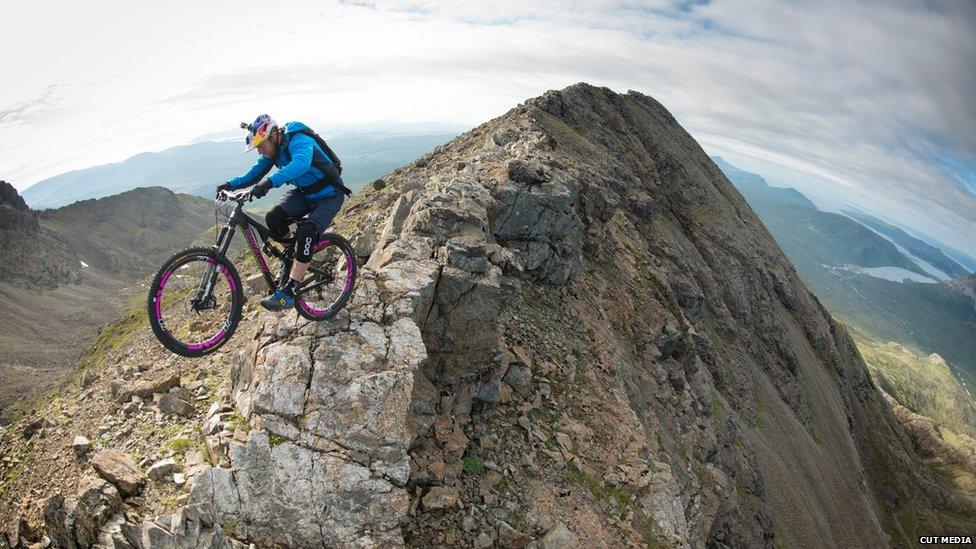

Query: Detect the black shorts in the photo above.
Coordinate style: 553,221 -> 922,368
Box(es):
274,188 -> 344,234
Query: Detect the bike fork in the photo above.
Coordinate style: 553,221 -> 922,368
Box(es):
195,225 -> 235,305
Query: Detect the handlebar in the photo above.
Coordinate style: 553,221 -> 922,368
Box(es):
216,188 -> 253,203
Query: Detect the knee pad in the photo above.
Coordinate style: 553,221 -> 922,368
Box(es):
265,206 -> 289,240
294,221 -> 320,263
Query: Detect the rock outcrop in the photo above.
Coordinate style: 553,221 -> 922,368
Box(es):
11,83 -> 975,547
948,273 -> 976,308
0,180 -> 80,289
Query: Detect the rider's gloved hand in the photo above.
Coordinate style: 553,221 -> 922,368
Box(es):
251,178 -> 273,200
216,182 -> 232,196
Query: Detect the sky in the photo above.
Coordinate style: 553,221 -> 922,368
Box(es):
2,0 -> 975,256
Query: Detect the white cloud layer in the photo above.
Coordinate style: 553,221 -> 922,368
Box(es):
1,0 -> 974,255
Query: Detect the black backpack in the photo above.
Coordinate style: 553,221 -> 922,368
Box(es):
285,126 -> 353,197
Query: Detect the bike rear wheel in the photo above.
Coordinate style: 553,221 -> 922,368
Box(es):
147,247 -> 244,357
294,232 -> 357,321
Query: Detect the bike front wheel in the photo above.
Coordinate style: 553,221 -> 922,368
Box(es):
294,232 -> 357,321
147,247 -> 244,357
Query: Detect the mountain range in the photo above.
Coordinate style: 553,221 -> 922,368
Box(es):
21,131 -> 459,210
0,83 -> 972,547
0,183 -> 213,412
714,155 -> 976,481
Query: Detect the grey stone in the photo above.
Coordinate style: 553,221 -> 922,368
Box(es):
474,531 -> 494,549
536,523 -> 578,549
156,394 -> 194,417
422,486 -> 459,510
115,372 -> 180,404
72,435 -> 90,458
503,363 -> 534,400
497,520 -> 533,548
90,449 -> 145,496
147,458 -> 179,482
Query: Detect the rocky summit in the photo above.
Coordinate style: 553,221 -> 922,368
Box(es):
5,83 -> 974,547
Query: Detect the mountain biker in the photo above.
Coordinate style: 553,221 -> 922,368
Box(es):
217,114 -> 345,312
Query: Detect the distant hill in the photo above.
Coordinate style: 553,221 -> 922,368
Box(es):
0,184 -> 213,411
715,159 -> 976,387
37,186 -> 212,282
711,156 -> 816,209
843,209 -> 970,279
714,156 -> 932,278
22,131 -> 459,209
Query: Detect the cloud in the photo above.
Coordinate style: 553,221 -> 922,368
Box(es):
0,0 -> 973,255
0,84 -> 63,125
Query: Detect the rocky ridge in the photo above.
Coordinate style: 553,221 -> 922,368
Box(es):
2,83 -> 974,547
0,180 -> 80,290
948,273 -> 976,308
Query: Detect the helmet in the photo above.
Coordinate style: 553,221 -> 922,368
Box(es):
242,114 -> 278,152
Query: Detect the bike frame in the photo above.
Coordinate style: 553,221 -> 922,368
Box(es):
200,192 -> 341,302
213,197 -> 281,290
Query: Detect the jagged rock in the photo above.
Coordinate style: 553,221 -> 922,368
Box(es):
474,380 -> 503,407
142,523 -> 174,548
119,521 -> 144,548
147,458 -> 179,482
503,363 -> 534,400
22,418 -> 51,440
532,523 -> 578,548
156,394 -> 194,417
42,496 -> 73,549
5,517 -> 36,548
72,436 -> 90,458
73,477 -> 123,547
474,531 -> 494,549
115,372 -> 180,404
440,237 -> 490,273
243,273 -> 265,296
497,520 -> 533,548
422,486 -> 459,510
90,450 -> 145,496
189,430 -> 412,546
41,477 -> 121,549
507,159 -> 549,186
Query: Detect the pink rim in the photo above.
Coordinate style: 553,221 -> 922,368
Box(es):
154,257 -> 236,352
296,240 -> 355,317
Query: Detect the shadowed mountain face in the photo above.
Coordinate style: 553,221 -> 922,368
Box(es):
1,85 -> 972,547
0,185 -> 213,412
0,180 -> 81,289
716,159 -> 976,389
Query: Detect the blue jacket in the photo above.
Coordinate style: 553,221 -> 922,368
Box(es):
228,121 -> 340,200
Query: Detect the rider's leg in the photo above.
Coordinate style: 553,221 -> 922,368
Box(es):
265,206 -> 291,241
266,189 -> 310,242
265,189 -> 311,286
285,193 -> 344,289
260,191 -> 343,312
287,221 -> 319,286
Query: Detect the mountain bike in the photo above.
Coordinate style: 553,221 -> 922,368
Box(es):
147,188 -> 356,357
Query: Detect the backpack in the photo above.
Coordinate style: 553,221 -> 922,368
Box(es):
284,126 -> 353,197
